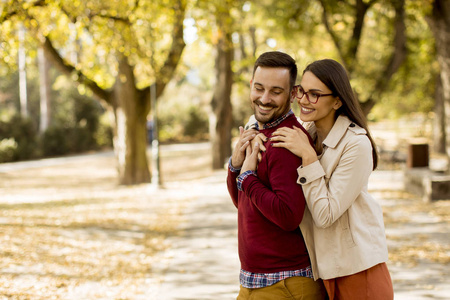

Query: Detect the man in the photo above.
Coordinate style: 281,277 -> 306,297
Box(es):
227,51 -> 325,299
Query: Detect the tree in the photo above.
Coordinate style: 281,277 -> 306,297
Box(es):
426,0 -> 450,171
0,0 -> 186,185
318,0 -> 408,114
194,0 -> 245,169
210,1 -> 234,169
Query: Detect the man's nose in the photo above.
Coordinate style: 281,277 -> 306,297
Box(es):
260,91 -> 271,104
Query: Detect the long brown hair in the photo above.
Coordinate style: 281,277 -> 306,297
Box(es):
304,59 -> 379,170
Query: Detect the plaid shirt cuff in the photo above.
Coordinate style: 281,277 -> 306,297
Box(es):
228,157 -> 241,173
237,170 -> 256,191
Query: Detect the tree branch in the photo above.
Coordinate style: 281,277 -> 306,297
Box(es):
42,37 -> 112,103
142,0 -> 186,101
318,0 -> 348,70
347,0 -> 372,70
0,0 -> 45,23
374,0 -> 407,94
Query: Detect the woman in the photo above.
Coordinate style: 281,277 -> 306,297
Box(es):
243,59 -> 394,299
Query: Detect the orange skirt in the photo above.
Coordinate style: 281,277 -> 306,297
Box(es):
323,263 -> 393,300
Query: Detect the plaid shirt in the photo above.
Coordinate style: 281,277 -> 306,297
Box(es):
240,266 -> 313,288
248,109 -> 295,131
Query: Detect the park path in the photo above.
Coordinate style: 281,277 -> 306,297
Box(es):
0,143 -> 448,299
152,161 -> 450,299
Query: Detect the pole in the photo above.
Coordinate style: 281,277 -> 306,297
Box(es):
150,83 -> 162,188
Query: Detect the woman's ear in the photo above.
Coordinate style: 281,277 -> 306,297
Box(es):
333,97 -> 343,110
290,89 -> 296,103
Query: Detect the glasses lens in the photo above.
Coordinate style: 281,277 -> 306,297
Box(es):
297,86 -> 305,99
309,92 -> 318,103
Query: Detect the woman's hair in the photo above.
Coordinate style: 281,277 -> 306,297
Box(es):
303,59 -> 378,170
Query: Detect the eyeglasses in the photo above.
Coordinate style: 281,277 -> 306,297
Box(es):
293,85 -> 334,104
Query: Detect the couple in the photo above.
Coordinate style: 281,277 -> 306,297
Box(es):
227,51 -> 394,300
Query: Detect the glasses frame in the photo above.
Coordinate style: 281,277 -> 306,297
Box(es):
293,85 -> 334,104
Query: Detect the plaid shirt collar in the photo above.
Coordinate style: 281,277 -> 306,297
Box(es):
255,110 -> 294,130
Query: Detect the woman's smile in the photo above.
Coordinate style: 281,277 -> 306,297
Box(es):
301,106 -> 315,115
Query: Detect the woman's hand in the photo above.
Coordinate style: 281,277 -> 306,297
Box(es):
271,126 -> 318,166
242,142 -> 260,173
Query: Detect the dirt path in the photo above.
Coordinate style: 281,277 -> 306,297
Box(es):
0,145 -> 212,299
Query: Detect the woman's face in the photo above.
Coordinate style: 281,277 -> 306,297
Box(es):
297,71 -> 342,126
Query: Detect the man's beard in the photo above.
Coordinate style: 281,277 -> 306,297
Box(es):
252,99 -> 289,125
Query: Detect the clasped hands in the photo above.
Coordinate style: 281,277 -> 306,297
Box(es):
230,127 -> 264,174
230,125 -> 311,174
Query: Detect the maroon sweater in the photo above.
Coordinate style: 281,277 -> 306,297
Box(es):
227,114 -> 313,273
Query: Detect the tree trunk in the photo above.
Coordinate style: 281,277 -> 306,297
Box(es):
427,0 -> 450,172
38,46 -> 51,133
210,8 -> 234,169
433,76 -> 446,154
113,56 -> 151,185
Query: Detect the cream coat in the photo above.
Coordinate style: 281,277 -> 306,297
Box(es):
298,115 -> 389,280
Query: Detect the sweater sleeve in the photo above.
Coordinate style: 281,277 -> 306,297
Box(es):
241,146 -> 306,231
227,164 -> 240,209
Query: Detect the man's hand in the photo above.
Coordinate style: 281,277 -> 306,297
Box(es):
231,127 -> 257,169
242,142 -> 260,173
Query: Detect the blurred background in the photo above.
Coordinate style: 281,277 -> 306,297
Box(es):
0,0 -> 449,299
0,0 -> 449,182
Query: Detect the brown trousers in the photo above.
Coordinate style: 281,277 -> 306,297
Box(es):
323,263 -> 394,300
237,276 -> 327,300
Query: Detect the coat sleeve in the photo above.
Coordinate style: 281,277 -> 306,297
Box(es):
297,135 -> 373,228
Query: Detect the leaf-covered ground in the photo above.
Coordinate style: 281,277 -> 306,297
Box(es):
369,168 -> 450,298
0,146 -> 212,299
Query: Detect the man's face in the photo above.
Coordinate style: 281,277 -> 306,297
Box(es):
250,66 -> 292,126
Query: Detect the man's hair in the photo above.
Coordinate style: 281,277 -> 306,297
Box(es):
253,51 -> 297,89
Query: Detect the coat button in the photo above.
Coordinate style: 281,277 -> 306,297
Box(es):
299,177 -> 307,184
349,123 -> 355,127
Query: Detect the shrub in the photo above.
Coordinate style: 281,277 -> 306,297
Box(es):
158,104 -> 209,143
0,138 -> 18,163
94,113 -> 113,148
0,115 -> 39,161
184,106 -> 209,138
